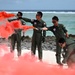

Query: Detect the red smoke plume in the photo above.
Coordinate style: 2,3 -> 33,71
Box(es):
0,45 -> 75,75
0,11 -> 15,20
0,11 -> 34,38
0,11 -> 75,75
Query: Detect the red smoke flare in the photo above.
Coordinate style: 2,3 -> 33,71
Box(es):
0,45 -> 75,75
0,20 -> 34,38
0,11 -> 15,20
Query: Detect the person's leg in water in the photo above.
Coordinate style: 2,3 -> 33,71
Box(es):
36,35 -> 42,61
37,43 -> 42,61
16,34 -> 21,57
56,41 -> 63,66
31,36 -> 36,56
10,34 -> 16,53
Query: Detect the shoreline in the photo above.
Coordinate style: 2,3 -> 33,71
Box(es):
0,34 -> 75,51
21,36 -> 56,51
21,34 -> 75,51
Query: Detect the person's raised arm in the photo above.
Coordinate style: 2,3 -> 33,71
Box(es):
22,17 -> 34,24
8,19 -> 17,22
35,26 -> 53,31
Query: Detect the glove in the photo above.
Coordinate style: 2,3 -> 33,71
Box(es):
42,36 -> 45,43
21,35 -> 25,41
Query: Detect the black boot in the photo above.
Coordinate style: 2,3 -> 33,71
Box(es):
17,51 -> 21,57
56,55 -> 63,66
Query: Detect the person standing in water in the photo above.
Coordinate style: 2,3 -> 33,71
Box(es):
22,11 -> 46,60
37,16 -> 69,65
8,12 -> 26,57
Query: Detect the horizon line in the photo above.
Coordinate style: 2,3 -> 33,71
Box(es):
0,10 -> 75,11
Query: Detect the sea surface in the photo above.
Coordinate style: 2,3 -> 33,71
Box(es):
4,10 -> 75,37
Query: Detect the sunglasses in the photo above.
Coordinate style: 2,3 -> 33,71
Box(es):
17,14 -> 21,16
52,21 -> 56,23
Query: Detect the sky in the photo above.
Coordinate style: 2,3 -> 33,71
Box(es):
0,0 -> 75,10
